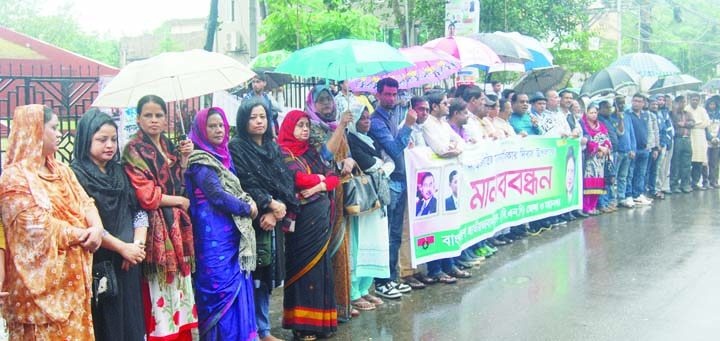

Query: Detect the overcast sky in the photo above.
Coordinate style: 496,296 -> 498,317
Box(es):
42,0 -> 210,37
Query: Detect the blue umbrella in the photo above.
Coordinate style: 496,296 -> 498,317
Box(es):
610,53 -> 681,77
485,32 -> 553,72
275,39 -> 413,80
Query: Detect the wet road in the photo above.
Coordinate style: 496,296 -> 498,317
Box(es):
268,189 -> 720,340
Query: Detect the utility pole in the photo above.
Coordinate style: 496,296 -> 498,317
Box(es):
249,0 -> 258,58
404,0 -> 410,46
617,0 -> 622,58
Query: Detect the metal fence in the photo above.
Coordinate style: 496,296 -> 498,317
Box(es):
0,63 -> 199,172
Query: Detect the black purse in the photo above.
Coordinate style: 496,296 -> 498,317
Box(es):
343,166 -> 381,216
370,171 -> 391,207
92,260 -> 118,305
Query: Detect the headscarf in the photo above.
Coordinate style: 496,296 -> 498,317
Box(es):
2,105 -> 62,209
0,105 -> 93,321
71,109 -> 138,246
188,107 -> 233,171
346,104 -> 375,149
277,110 -> 310,157
306,85 -> 338,131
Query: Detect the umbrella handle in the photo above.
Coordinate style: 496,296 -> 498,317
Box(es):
176,102 -> 187,140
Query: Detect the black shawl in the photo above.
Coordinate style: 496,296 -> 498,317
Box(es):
70,109 -> 145,340
229,134 -> 298,287
70,110 -> 138,257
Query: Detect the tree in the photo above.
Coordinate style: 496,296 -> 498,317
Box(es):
552,31 -> 615,75
0,0 -> 120,67
620,0 -> 720,80
259,0 -> 379,52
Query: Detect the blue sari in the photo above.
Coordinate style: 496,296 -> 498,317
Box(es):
186,107 -> 258,341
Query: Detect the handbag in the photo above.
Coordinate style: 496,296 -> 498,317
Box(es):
92,260 -> 118,305
343,166 -> 381,216
370,171 -> 391,207
255,229 -> 273,268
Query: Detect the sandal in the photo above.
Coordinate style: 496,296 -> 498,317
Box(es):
401,275 -> 427,290
432,272 -> 458,284
413,272 -> 438,285
351,298 -> 376,311
362,294 -> 384,305
293,330 -> 317,341
447,268 -> 472,279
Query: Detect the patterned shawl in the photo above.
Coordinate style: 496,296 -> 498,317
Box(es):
122,129 -> 194,281
186,150 -> 257,273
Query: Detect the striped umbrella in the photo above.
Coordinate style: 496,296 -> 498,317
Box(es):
347,46 -> 461,92
610,53 -> 681,77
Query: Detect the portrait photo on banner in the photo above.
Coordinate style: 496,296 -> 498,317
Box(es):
415,169 -> 440,218
443,166 -> 461,214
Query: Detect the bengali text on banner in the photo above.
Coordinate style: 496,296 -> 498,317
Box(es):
405,137 -> 583,266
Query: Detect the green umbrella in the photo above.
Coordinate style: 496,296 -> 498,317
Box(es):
249,50 -> 292,69
274,39 -> 413,80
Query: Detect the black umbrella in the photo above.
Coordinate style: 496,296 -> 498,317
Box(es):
701,78 -> 720,91
252,67 -> 294,89
580,66 -> 639,97
511,66 -> 568,94
648,74 -> 701,94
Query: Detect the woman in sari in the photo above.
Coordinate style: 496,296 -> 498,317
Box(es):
305,85 -> 356,321
345,105 -> 391,311
279,110 -> 340,341
185,107 -> 259,340
579,103 -> 612,215
0,105 -> 103,339
229,99 -> 297,341
71,109 -> 147,340
122,95 -> 198,340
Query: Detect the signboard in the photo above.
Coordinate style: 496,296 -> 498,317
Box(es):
405,137 -> 582,266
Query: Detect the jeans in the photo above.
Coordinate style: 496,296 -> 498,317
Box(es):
427,258 -> 455,277
615,152 -> 632,201
631,149 -> 650,198
254,282 -> 271,338
691,162 -> 708,188
646,150 -> 659,193
376,180 -> 406,284
670,137 -> 692,191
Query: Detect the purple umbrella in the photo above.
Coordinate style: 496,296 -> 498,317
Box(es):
348,46 -> 462,92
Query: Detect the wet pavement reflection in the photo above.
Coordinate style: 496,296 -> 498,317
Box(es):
269,189 -> 720,340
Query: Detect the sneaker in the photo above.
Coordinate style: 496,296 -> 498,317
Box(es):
618,198 -> 635,208
393,280 -> 412,293
374,282 -> 402,299
633,195 -> 652,206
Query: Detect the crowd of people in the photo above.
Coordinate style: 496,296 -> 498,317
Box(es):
0,71 -> 717,341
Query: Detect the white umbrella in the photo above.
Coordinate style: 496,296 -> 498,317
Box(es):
93,49 -> 256,108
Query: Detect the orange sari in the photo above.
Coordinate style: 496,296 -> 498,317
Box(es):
0,105 -> 95,340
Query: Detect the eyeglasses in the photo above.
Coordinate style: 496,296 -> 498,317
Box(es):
316,96 -> 333,104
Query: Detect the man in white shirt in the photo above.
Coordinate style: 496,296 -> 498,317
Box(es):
335,80 -> 358,114
407,96 -> 430,147
422,91 -> 464,157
